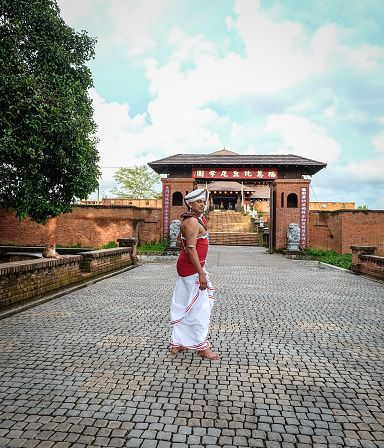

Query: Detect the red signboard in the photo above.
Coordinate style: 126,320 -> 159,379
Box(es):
163,185 -> 171,238
192,167 -> 277,180
300,186 -> 308,249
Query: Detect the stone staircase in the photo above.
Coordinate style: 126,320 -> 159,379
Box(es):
206,210 -> 261,246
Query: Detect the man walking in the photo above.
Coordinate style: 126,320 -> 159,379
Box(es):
170,188 -> 220,360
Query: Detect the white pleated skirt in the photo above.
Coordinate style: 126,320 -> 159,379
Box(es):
170,268 -> 214,350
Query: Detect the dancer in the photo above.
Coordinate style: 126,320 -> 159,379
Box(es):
170,188 -> 220,360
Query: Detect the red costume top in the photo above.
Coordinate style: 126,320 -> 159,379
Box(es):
177,236 -> 209,277
176,213 -> 209,277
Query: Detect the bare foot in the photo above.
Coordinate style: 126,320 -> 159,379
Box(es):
171,346 -> 187,354
198,348 -> 221,360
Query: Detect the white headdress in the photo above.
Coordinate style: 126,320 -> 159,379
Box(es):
184,188 -> 209,207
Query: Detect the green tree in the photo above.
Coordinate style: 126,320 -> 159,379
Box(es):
357,205 -> 369,210
111,165 -> 161,199
0,0 -> 100,224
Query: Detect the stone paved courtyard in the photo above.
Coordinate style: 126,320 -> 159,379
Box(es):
0,246 -> 383,447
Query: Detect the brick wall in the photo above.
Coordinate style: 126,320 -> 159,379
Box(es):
2,200 -> 382,255
102,198 -> 162,207
309,211 -> 343,253
0,205 -> 162,248
0,245 -> 136,310
309,210 -> 384,255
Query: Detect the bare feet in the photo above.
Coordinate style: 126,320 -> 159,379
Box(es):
171,346 -> 187,354
198,348 -> 221,360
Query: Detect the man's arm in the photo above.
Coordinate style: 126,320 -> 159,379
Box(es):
175,230 -> 182,248
182,218 -> 207,290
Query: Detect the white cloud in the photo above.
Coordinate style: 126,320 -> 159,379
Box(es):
226,0 -> 327,91
105,0 -> 162,54
90,89 -> 149,167
168,26 -> 218,64
57,0 -> 103,24
90,86 -> 228,168
265,114 -> 342,163
346,43 -> 382,70
342,118 -> 384,184
373,117 -> 384,154
343,157 -> 384,183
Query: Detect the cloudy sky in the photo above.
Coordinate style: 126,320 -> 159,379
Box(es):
57,0 -> 384,209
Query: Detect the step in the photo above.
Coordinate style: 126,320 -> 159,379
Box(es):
207,211 -> 251,233
209,225 -> 250,231
209,232 -> 261,246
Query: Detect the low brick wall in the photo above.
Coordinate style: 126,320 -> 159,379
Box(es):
1,256 -> 82,309
350,246 -> 384,281
0,240 -> 137,311
80,247 -> 134,274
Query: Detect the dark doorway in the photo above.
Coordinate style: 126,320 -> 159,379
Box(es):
287,193 -> 298,208
212,194 -> 237,210
172,192 -> 183,206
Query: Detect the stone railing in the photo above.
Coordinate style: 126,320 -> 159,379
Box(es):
0,239 -> 137,312
350,246 -> 384,281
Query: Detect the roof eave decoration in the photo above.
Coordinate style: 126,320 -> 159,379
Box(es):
148,154 -> 327,176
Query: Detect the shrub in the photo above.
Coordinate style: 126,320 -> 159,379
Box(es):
320,252 -> 352,270
137,238 -> 170,252
100,241 -> 119,249
305,248 -> 352,269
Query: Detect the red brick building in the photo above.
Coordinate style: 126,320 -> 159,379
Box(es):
148,149 -> 327,251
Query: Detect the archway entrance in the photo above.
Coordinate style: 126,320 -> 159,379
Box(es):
211,194 -> 238,211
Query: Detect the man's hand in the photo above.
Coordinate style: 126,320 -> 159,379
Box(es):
198,273 -> 207,290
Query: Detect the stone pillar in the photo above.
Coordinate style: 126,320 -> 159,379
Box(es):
117,237 -> 138,260
350,246 -> 377,274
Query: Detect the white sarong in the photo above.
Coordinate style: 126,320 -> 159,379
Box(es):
170,268 -> 214,350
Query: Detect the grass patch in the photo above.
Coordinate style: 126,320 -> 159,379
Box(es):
305,248 -> 352,270
99,241 -> 119,249
56,243 -> 85,248
137,238 -> 170,253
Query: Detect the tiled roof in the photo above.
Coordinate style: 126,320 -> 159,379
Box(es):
249,186 -> 270,199
148,153 -> 326,175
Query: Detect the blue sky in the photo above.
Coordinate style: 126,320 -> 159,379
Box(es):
57,0 -> 384,208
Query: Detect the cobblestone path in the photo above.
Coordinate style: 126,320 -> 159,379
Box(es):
0,257 -> 384,447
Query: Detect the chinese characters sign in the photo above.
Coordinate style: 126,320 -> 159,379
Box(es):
192,168 -> 277,180
163,185 -> 171,238
300,187 -> 308,249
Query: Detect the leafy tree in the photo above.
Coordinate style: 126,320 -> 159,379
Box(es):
0,0 -> 100,223
357,205 -> 369,210
111,165 -> 161,199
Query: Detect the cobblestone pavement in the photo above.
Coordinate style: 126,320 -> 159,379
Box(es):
1,246 -> 384,447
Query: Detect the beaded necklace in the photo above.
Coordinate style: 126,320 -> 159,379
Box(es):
180,212 -> 207,231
